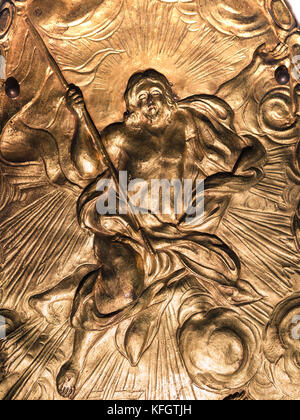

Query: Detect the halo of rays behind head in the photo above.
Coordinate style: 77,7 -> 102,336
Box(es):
86,0 -> 247,128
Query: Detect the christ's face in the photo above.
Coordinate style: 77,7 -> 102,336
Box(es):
131,80 -> 168,122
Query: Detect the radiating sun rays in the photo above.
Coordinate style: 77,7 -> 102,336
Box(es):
42,0 -> 248,129
45,0 -> 246,129
93,0 -> 246,95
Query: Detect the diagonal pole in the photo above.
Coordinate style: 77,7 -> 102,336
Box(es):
24,15 -> 155,255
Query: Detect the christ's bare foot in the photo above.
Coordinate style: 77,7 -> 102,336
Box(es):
56,361 -> 80,399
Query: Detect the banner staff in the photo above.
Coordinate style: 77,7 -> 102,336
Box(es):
24,15 -> 155,255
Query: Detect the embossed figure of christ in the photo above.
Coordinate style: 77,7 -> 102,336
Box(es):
27,69 -> 266,398
1,0 -> 300,402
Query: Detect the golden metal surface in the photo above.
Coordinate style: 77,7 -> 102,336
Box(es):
0,0 -> 299,401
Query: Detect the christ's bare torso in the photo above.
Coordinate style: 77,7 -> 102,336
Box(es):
102,108 -> 202,225
123,111 -> 188,181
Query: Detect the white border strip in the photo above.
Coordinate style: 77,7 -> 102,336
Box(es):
288,0 -> 300,23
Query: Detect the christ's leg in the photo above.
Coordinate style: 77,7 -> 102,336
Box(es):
93,238 -> 145,314
56,328 -> 107,399
29,264 -> 98,324
56,238 -> 145,398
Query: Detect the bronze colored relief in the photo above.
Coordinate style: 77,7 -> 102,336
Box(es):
0,0 -> 299,401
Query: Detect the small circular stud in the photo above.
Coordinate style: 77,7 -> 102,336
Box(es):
5,77 -> 20,98
275,65 -> 290,85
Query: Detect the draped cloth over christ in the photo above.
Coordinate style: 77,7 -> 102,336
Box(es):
71,95 -> 262,342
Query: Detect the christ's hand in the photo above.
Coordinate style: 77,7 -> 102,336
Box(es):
66,84 -> 85,116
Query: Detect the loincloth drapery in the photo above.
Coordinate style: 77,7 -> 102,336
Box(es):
71,205 -> 261,365
69,179 -> 261,367
70,230 -> 249,332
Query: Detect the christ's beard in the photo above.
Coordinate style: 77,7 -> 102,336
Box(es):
125,104 -> 174,134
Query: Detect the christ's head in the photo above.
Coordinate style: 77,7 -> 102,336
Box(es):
124,69 -> 178,133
